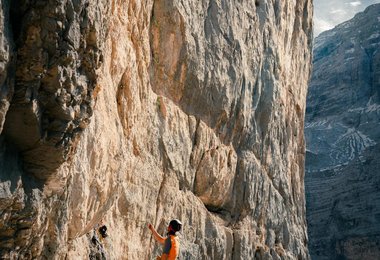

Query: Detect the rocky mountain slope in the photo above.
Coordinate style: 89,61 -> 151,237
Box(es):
0,0 -> 313,259
305,4 -> 380,260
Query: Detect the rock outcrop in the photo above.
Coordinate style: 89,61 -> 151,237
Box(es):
305,4 -> 380,260
0,0 -> 12,134
0,0 -> 313,259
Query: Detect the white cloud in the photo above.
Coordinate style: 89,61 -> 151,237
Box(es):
330,9 -> 347,14
349,1 -> 362,7
314,17 -> 334,36
314,0 -> 380,37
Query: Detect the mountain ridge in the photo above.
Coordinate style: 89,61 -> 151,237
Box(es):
305,3 -> 380,259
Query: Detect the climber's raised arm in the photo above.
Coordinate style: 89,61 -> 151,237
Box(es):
149,220 -> 182,260
148,223 -> 165,244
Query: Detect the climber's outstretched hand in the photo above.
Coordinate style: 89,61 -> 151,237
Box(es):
148,223 -> 165,244
148,223 -> 154,232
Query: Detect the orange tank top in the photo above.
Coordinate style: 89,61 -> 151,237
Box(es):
162,235 -> 179,260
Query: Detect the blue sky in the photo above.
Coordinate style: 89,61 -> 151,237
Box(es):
314,0 -> 380,36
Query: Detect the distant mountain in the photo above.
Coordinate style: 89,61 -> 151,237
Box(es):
305,4 -> 380,260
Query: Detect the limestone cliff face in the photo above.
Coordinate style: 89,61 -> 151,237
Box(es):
0,0 -> 12,134
305,4 -> 380,260
0,0 -> 313,259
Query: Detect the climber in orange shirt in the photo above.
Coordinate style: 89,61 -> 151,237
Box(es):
148,219 -> 182,260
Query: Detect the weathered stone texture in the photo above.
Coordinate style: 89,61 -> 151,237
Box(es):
0,0 -> 312,259
0,0 -> 12,133
305,4 -> 380,260
3,0 -> 109,179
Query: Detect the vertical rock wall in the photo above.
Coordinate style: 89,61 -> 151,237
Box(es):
0,0 -> 313,259
0,0 -> 12,133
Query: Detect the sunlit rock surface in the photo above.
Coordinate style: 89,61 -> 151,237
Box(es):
305,4 -> 380,260
0,0 -> 312,259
